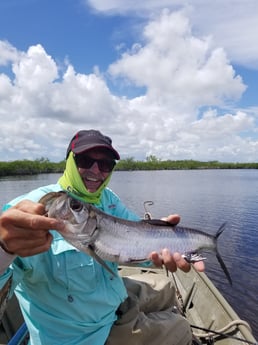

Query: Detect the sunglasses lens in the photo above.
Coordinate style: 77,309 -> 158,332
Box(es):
75,155 -> 94,169
75,155 -> 115,172
98,160 -> 116,172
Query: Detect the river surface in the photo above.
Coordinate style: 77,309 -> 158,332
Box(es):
0,170 -> 257,339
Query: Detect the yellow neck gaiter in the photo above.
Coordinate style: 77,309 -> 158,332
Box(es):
58,152 -> 112,204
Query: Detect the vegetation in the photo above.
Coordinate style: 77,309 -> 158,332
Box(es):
0,158 -> 65,177
116,156 -> 258,171
0,156 -> 257,177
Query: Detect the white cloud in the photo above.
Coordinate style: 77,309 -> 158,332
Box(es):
188,0 -> 258,68
109,11 -> 246,111
193,110 -> 254,137
0,9 -> 257,163
0,40 -> 19,65
87,0 -> 258,68
86,0 -> 173,13
13,45 -> 58,91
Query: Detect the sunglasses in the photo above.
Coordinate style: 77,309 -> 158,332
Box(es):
74,154 -> 116,172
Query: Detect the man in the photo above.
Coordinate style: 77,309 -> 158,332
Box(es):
0,130 -> 204,345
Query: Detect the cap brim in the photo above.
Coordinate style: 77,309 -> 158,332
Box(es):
73,144 -> 120,160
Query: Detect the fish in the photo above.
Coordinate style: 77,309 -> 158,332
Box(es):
40,191 -> 232,285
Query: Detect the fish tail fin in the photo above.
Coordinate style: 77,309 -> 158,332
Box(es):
215,222 -> 227,240
214,222 -> 232,285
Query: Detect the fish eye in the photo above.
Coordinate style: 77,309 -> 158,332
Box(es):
69,198 -> 83,212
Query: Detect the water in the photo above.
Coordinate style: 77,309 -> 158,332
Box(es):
0,170 -> 257,339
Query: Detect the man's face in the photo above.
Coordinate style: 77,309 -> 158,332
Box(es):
74,148 -> 116,192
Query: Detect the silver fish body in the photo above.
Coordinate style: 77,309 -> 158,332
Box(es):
40,191 -> 232,284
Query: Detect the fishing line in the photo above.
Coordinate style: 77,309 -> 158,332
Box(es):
190,324 -> 257,345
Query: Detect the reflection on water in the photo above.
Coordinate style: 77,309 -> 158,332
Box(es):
1,170 -> 257,339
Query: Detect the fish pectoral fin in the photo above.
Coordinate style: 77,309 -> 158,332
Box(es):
182,252 -> 207,263
84,217 -> 98,237
87,245 -> 117,277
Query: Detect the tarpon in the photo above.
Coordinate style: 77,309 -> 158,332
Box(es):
40,191 -> 232,284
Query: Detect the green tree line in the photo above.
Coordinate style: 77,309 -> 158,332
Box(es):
0,156 -> 257,177
0,158 -> 65,177
117,157 -> 258,170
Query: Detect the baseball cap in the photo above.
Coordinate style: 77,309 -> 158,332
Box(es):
66,130 -> 120,160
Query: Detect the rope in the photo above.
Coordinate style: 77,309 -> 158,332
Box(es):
191,322 -> 257,345
193,319 -> 252,336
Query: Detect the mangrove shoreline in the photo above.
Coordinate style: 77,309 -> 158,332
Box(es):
0,157 -> 257,177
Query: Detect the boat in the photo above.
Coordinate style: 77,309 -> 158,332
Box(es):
0,266 -> 257,345
170,268 -> 257,345
119,266 -> 257,345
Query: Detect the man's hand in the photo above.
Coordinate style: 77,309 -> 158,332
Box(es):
0,200 -> 64,257
150,214 -> 205,273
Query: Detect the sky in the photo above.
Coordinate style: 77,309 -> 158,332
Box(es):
0,0 -> 258,163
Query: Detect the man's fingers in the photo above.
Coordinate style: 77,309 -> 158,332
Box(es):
5,232 -> 53,257
172,252 -> 191,272
161,214 -> 180,225
149,252 -> 163,267
2,208 -> 63,232
193,260 -> 205,272
161,249 -> 177,272
14,200 -> 46,215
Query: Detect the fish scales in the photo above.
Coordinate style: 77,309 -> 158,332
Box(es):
94,217 -> 215,262
39,191 -> 232,284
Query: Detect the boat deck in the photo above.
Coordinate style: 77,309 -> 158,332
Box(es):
0,266 -> 257,345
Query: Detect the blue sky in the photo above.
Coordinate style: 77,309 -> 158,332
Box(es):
0,0 -> 257,162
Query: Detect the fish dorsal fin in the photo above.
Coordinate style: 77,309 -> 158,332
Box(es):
142,219 -> 173,227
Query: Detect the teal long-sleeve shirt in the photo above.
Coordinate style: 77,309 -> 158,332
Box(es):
0,184 -> 140,345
